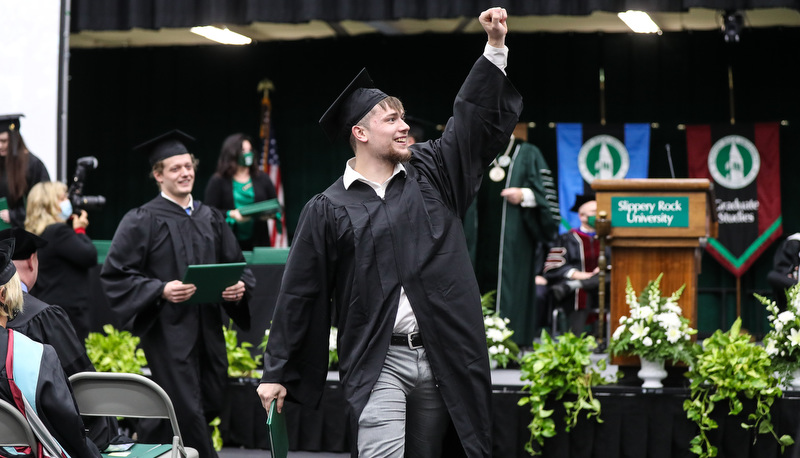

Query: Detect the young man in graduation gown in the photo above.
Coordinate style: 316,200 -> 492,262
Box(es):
257,8 -> 522,458
0,237 -> 102,458
100,131 -> 255,458
3,227 -> 117,450
463,122 -> 560,347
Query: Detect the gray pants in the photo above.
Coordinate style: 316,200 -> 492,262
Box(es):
357,345 -> 449,458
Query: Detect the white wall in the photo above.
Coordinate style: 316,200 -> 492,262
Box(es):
0,0 -> 64,178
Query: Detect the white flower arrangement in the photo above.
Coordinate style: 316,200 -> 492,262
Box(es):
481,291 -> 520,369
756,283 -> 800,377
608,274 -> 696,363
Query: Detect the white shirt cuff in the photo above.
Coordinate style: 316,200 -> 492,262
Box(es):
483,43 -> 508,75
520,188 -> 536,207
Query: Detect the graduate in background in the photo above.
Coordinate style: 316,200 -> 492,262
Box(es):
0,114 -> 50,228
258,8 -> 522,457
100,130 -> 255,458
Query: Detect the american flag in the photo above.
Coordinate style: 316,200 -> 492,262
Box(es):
259,80 -> 287,247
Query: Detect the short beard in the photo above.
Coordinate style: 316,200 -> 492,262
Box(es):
383,148 -> 412,165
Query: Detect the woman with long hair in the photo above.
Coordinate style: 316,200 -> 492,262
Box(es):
0,114 -> 51,228
204,133 -> 277,250
25,181 -> 97,342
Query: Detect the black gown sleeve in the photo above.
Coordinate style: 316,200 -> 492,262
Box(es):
100,208 -> 166,331
260,195 -> 333,407
36,344 -> 102,458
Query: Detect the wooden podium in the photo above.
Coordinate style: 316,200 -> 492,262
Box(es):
592,179 -> 716,366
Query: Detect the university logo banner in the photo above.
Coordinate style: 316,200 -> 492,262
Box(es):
556,123 -> 651,232
686,123 -> 782,277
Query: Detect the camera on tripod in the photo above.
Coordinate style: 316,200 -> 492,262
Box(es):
68,156 -> 106,212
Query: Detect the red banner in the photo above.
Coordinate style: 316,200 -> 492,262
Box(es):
686,123 -> 782,277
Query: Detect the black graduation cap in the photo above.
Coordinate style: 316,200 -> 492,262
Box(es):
570,193 -> 596,213
0,114 -> 23,134
0,228 -> 47,260
318,68 -> 388,142
0,238 -> 16,285
134,129 -> 196,166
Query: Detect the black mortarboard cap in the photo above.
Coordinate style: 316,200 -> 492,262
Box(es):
0,238 -> 16,284
0,114 -> 23,134
570,193 -> 596,213
134,129 -> 195,166
0,228 -> 47,260
319,68 -> 388,142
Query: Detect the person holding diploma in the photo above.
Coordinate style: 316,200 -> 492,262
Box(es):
258,8 -> 521,457
204,133 -> 277,250
100,129 -> 255,458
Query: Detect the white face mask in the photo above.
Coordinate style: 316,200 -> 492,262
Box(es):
59,199 -> 73,220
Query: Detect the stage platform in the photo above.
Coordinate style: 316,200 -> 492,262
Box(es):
218,367 -> 800,458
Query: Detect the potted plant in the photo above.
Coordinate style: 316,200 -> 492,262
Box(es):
517,330 -> 609,455
85,324 -> 148,374
683,317 -> 793,458
480,291 -> 520,369
223,321 -> 263,378
607,274 -> 696,388
755,283 -> 800,386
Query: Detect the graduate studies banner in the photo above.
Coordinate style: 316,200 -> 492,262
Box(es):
556,123 -> 651,232
686,123 -> 782,277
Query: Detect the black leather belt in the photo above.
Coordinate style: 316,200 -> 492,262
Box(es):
390,332 -> 423,349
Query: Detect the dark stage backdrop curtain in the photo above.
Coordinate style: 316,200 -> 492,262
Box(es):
70,0 -> 800,31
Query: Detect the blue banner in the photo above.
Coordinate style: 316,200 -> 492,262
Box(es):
556,123 -> 651,232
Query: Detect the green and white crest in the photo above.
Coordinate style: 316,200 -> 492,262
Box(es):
708,135 -> 760,190
577,134 -> 630,183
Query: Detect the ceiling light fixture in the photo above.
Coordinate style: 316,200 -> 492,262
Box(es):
190,26 -> 252,45
618,11 -> 662,34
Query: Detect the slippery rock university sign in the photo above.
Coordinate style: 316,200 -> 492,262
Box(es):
686,123 -> 782,277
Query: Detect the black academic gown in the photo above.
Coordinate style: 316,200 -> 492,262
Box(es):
0,152 -> 50,229
262,56 -> 522,458
9,293 -> 117,450
0,327 -> 101,458
100,197 -> 255,458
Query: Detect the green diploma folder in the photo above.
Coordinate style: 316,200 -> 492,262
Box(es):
237,198 -> 281,217
180,262 -> 246,304
0,198 -> 9,231
267,400 -> 289,458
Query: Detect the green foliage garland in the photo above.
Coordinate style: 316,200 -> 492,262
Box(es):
517,330 -> 608,455
85,324 -> 147,374
684,318 -> 793,458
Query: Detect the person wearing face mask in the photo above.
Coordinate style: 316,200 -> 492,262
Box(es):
24,181 -> 96,342
204,133 -> 277,251
544,193 -> 609,334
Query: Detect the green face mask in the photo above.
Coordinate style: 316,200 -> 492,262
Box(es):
239,151 -> 254,167
587,215 -> 596,228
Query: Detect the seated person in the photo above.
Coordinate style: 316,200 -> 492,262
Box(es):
0,237 -> 101,457
767,232 -> 800,309
4,227 -> 118,450
544,194 -> 608,334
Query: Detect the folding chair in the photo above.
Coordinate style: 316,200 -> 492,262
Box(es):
68,372 -> 199,458
0,398 -> 37,449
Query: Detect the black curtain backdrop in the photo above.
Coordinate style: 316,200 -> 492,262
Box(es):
68,27 -> 800,334
70,0 -> 800,31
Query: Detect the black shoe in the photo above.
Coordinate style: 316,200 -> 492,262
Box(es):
551,282 -> 571,301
